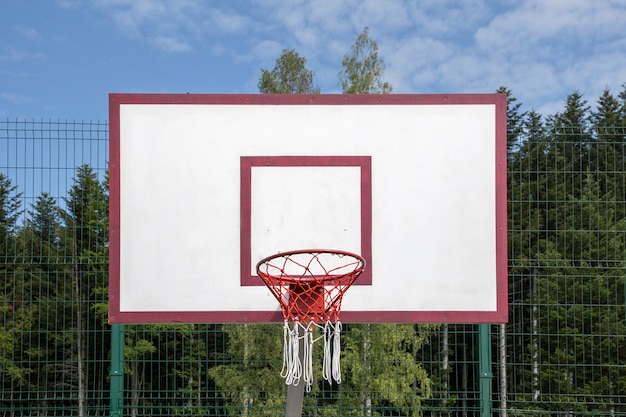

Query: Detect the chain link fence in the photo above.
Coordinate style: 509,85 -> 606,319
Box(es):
1,118 -> 625,416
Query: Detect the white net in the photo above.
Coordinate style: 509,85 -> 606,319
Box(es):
280,320 -> 344,392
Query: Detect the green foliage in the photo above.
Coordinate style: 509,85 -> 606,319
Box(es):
258,49 -> 320,94
339,27 -> 392,94
497,86 -> 527,157
26,192 -> 61,244
209,323 -> 432,416
0,304 -> 35,388
506,86 -> 626,413
3,85 -> 626,415
208,323 -> 286,415
0,173 -> 23,266
0,173 -> 23,235
333,324 -> 431,416
63,163 -> 108,252
530,175 -> 626,408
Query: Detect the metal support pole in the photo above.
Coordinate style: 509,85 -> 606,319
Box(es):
478,324 -> 493,417
110,324 -> 124,417
285,324 -> 305,417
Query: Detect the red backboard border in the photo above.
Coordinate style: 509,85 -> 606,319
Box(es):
108,93 -> 508,324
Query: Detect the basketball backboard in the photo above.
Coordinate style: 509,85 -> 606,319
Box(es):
108,94 -> 507,324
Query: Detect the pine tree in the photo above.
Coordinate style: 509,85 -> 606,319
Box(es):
506,109 -> 550,410
617,82 -> 626,123
591,89 -> 626,219
13,192 -> 67,407
57,164 -> 108,416
534,174 -> 626,413
0,173 -> 23,257
497,86 -> 526,158
64,164 -> 108,252
506,90 -> 626,414
547,91 -> 592,180
497,86 -> 527,414
27,192 -> 60,243
0,173 -> 26,391
594,88 -> 623,133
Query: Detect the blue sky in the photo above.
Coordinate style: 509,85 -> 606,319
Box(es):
1,0 -> 625,121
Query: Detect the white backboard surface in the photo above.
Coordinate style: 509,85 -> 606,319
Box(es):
109,94 -> 508,323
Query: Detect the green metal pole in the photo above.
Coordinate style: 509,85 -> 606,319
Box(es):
478,324 -> 493,417
110,324 -> 124,417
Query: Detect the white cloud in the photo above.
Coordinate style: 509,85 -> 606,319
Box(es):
349,0 -> 411,33
55,0 -> 81,9
1,92 -> 33,104
250,40 -> 284,64
306,2 -> 356,34
0,47 -> 46,62
13,25 -> 42,41
386,36 -> 453,92
52,0 -> 624,111
0,69 -> 34,78
149,36 -> 192,53
87,0 -> 226,53
467,0 -> 626,110
561,51 -> 626,98
208,8 -> 250,34
405,0 -> 491,38
504,62 -> 563,111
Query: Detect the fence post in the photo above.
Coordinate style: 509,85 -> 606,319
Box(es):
478,324 -> 493,417
110,324 -> 124,417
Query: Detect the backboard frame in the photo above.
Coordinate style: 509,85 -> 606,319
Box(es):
108,93 -> 508,324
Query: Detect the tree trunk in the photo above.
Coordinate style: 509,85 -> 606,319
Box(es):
441,324 -> 449,417
72,238 -> 86,417
361,324 -> 372,417
130,361 -> 140,417
499,323 -> 507,417
195,325 -> 202,408
243,324 -> 251,416
461,361 -> 467,417
532,268 -> 539,402
187,325 -> 195,410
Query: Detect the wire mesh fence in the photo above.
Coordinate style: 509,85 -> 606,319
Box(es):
1,117 -> 625,416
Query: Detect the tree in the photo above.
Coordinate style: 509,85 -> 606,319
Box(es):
341,324 -> 431,416
497,86 -> 526,158
0,173 -> 23,252
618,82 -> 626,123
26,192 -> 61,245
12,192 -> 67,409
57,164 -> 108,417
0,173 -> 25,390
496,86 -> 527,415
591,89 -> 626,219
339,27 -> 392,94
258,49 -> 320,94
532,174 -> 626,414
208,324 -> 286,416
593,88 -> 623,132
547,91 -> 592,172
64,164 -> 108,252
504,90 -> 626,414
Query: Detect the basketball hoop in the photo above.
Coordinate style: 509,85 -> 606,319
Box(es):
256,249 -> 365,391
